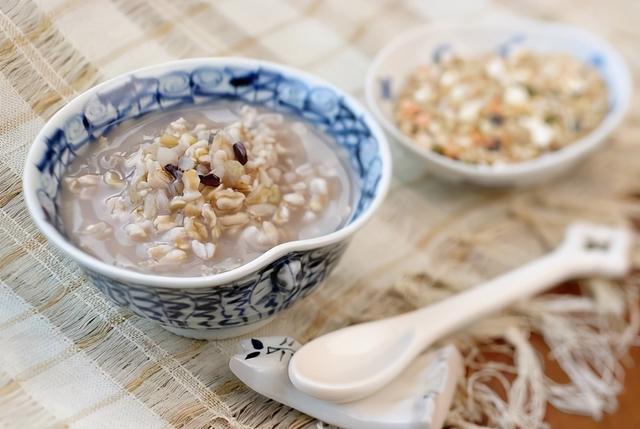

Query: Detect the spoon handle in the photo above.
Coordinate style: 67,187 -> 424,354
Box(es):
407,249 -> 576,345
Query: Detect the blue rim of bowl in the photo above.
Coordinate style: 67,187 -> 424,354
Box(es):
23,57 -> 392,288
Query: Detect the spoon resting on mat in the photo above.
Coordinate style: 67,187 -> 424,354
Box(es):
288,222 -> 633,403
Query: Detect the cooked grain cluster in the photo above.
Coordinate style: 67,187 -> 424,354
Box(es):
65,106 -> 339,273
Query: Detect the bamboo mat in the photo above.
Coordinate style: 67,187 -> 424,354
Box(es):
1,1 -> 639,428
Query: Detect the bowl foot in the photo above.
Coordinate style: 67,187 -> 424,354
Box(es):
161,318 -> 273,340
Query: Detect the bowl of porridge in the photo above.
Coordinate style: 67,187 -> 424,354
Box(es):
366,18 -> 631,186
23,58 -> 391,339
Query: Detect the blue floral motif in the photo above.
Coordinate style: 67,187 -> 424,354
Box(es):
86,242 -> 347,331
32,62 -> 382,333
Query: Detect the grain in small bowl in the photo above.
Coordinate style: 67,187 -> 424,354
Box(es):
23,58 -> 391,339
366,19 -> 631,186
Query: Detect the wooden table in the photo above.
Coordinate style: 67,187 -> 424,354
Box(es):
500,1 -> 640,426
477,282 -> 640,428
546,347 -> 640,427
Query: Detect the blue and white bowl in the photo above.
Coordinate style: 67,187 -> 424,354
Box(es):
366,18 -> 631,186
23,58 -> 391,339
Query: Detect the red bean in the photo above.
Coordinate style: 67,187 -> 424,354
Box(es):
233,142 -> 248,165
164,164 -> 180,179
199,173 -> 221,187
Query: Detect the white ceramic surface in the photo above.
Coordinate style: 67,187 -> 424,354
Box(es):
289,223 -> 632,402
365,18 -> 632,186
230,337 -> 463,429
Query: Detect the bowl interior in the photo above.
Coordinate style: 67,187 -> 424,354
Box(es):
25,58 -> 390,286
32,59 -> 384,234
366,19 -> 631,178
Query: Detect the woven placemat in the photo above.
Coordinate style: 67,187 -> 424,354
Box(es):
1,1 -> 639,428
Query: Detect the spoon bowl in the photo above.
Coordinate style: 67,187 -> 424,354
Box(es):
289,322 -> 418,402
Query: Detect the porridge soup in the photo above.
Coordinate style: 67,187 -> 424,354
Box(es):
60,102 -> 356,276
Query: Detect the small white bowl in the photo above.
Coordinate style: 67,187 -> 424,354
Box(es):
365,18 -> 632,186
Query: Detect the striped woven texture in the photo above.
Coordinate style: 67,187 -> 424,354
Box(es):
1,0 -> 639,428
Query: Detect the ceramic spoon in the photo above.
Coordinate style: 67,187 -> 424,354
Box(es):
288,222 -> 633,403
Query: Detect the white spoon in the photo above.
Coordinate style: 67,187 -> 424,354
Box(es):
288,223 -> 633,403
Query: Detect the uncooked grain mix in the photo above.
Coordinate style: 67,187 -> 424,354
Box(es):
394,49 -> 608,165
